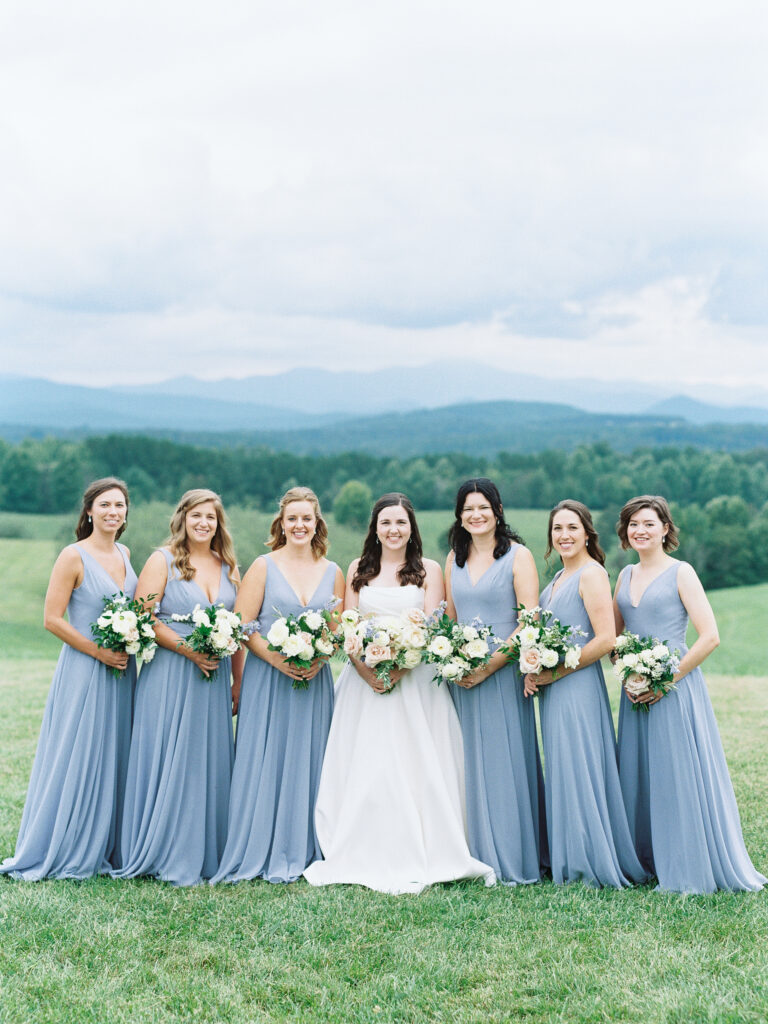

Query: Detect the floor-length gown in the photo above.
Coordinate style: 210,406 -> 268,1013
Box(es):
449,546 -> 547,883
616,562 -> 765,893
211,556 -> 336,883
115,548 -> 235,886
303,584 -> 496,894
538,567 -> 647,888
1,544 -> 137,879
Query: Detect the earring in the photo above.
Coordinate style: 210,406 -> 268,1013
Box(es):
87,515 -> 92,523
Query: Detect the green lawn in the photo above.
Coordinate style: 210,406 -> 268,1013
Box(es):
0,661 -> 765,1023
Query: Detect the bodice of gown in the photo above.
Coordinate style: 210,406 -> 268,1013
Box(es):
357,584 -> 425,617
615,562 -> 689,653
539,567 -> 594,650
69,544 -> 137,637
156,547 -> 236,640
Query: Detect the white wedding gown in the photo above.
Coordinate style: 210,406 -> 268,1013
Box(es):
303,585 -> 496,894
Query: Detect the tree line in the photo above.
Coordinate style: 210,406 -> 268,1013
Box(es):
2,434 -> 768,590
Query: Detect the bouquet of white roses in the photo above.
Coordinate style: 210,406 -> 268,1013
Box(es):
266,606 -> 339,689
613,630 -> 680,712
91,592 -> 158,677
423,605 -> 496,684
339,606 -> 427,693
169,603 -> 247,679
500,605 -> 584,684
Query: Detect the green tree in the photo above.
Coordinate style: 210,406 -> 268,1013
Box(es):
333,480 -> 373,528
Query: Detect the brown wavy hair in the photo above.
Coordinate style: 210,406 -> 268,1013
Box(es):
544,499 -> 606,567
75,477 -> 130,541
616,494 -> 679,552
351,493 -> 426,592
266,487 -> 329,558
166,489 -> 238,584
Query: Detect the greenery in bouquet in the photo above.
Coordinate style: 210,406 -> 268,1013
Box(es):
339,606 -> 427,693
169,603 -> 247,680
265,604 -> 339,690
423,605 -> 496,684
613,630 -> 681,712
91,592 -> 157,678
500,605 -> 584,685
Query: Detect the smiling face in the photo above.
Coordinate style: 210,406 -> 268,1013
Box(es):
282,500 -> 317,548
550,508 -> 588,560
185,500 -> 218,547
626,506 -> 668,554
376,504 -> 412,553
460,491 -> 496,539
87,487 -> 128,535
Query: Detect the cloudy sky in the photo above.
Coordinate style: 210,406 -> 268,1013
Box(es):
1,0 -> 767,395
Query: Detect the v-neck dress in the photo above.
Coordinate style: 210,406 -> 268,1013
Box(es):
211,555 -> 337,883
616,561 -> 765,893
449,546 -> 547,883
116,547 -> 235,885
538,565 -> 647,888
1,543 -> 137,879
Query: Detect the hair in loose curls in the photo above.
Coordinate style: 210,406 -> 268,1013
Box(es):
267,487 -> 329,559
448,478 -> 523,568
545,499 -> 606,567
167,489 -> 238,584
616,494 -> 679,552
351,493 -> 426,592
75,477 -> 130,541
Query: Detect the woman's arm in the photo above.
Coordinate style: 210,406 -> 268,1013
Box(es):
524,564 -> 616,696
674,562 -> 719,679
422,559 -> 445,617
612,568 -> 626,637
444,552 -> 457,619
43,547 -> 128,671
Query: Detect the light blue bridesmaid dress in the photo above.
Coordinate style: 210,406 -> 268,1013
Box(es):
538,565 -> 647,888
116,548 -> 235,886
210,555 -> 336,884
1,544 -> 137,879
616,562 -> 766,893
449,546 -> 547,883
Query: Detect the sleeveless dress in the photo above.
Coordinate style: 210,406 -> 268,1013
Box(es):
211,556 -> 337,883
116,548 -> 235,886
1,543 -> 137,879
303,584 -> 496,893
538,566 -> 647,887
449,546 -> 547,883
616,562 -> 766,893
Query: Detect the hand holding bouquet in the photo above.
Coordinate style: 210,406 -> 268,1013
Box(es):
423,605 -> 495,685
266,606 -> 339,689
339,607 -> 426,693
501,605 -> 584,690
169,603 -> 247,680
91,592 -> 158,677
613,630 -> 680,712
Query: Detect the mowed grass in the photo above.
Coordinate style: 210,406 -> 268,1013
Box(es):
0,661 -> 766,1023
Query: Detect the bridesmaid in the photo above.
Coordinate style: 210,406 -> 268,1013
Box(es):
614,494 -> 766,893
524,500 -> 647,888
1,477 -> 136,879
446,478 -> 547,884
210,487 -> 344,884
117,489 -> 241,886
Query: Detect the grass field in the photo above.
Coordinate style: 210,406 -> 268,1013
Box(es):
1,510 -> 767,1022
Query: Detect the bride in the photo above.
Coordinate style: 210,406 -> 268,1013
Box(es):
303,493 -> 495,893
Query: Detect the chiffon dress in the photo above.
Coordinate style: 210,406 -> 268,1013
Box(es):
116,548 -> 235,886
538,566 -> 647,888
303,584 -> 495,894
449,546 -> 547,883
211,556 -> 337,883
1,544 -> 137,880
616,562 -> 766,893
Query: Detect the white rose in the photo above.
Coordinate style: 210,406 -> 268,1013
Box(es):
564,647 -> 581,670
454,657 -> 470,674
111,611 -> 136,636
141,623 -> 155,638
226,639 -> 239,655
638,648 -> 654,664
540,647 -> 559,668
624,672 -> 650,697
191,605 -> 209,627
97,612 -> 113,628
651,644 -> 669,660
519,647 -> 542,674
441,661 -> 462,680
463,638 -> 489,660
283,634 -> 306,658
224,611 -> 241,628
364,643 -> 391,667
141,645 -> 156,664
341,609 -> 360,625
461,625 -> 479,641
404,607 -> 426,625
344,633 -> 362,657
622,652 -> 639,669
402,625 -> 427,649
303,612 -> 323,632
267,619 -> 291,647
301,642 -> 314,661
210,629 -> 228,650
125,640 -> 140,654
316,638 -> 334,656
403,648 -> 422,669
518,625 -> 540,646
428,635 -> 453,658
214,616 -> 233,637
614,633 -> 633,651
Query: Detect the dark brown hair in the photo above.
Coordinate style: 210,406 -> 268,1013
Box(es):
267,487 -> 329,559
545,499 -> 606,566
75,477 -> 130,541
351,493 -> 426,592
616,494 -> 679,552
448,478 -> 523,568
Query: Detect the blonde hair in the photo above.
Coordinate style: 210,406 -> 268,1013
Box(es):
167,489 -> 238,584
267,487 -> 329,558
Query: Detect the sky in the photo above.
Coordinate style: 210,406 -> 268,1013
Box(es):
1,0 -> 767,397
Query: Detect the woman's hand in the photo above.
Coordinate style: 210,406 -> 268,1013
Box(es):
454,666 -> 488,689
96,647 -> 129,672
268,651 -> 314,684
231,678 -> 242,716
524,669 -> 557,696
181,645 -> 220,678
625,685 -> 663,706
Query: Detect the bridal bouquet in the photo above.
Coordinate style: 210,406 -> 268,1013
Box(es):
339,607 -> 426,693
266,606 -> 339,689
613,630 -> 681,712
169,603 -> 247,679
501,605 -> 584,683
91,592 -> 158,677
423,605 -> 496,684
